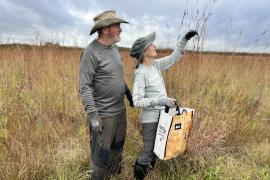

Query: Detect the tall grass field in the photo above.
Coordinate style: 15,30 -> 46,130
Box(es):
0,44 -> 269,179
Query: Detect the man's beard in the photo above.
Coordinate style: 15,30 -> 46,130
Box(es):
108,33 -> 121,44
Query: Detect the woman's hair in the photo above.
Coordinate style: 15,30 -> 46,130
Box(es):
135,54 -> 145,69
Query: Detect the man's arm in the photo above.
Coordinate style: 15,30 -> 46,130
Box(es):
79,50 -> 102,133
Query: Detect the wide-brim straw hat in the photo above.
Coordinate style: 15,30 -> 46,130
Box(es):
130,32 -> 156,65
90,10 -> 129,35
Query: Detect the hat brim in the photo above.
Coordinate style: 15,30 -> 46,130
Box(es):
90,18 -> 129,35
137,32 -> 156,63
143,32 -> 156,51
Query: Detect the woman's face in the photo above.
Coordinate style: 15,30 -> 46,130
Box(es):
144,44 -> 157,58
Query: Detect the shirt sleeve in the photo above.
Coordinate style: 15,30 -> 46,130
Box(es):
132,71 -> 155,108
155,39 -> 187,72
79,50 -> 99,118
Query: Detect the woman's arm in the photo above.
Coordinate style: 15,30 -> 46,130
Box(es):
132,71 -> 177,108
155,39 -> 187,72
132,72 -> 153,108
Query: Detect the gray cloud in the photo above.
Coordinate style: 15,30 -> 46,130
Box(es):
207,0 -> 270,51
0,0 -> 269,52
2,1 -> 62,29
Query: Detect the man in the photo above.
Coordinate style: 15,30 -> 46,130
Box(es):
79,10 -> 133,179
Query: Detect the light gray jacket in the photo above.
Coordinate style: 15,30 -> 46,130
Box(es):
132,40 -> 187,123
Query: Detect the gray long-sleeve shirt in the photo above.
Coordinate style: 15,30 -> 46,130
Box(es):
79,40 -> 126,118
132,40 -> 187,123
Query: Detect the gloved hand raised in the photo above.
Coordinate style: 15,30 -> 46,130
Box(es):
183,30 -> 198,41
88,115 -> 103,133
157,97 -> 176,107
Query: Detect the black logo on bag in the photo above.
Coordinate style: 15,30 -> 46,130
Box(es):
175,123 -> 181,130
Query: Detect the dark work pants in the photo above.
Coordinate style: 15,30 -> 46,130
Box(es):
89,110 -> 126,180
137,122 -> 158,165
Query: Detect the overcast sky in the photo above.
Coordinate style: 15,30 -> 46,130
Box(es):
0,0 -> 269,52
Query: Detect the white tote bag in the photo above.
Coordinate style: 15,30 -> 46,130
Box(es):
154,106 -> 194,160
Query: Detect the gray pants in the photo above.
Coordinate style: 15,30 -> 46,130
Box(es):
89,110 -> 126,180
137,122 -> 158,165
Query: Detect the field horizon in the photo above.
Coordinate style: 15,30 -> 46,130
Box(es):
1,43 -> 270,57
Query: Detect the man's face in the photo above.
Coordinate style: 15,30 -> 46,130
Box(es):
107,23 -> 122,44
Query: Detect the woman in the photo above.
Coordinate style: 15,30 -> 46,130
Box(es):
130,30 -> 197,179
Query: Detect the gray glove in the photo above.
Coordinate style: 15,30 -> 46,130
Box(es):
89,115 -> 103,133
151,97 -> 176,107
182,30 -> 198,41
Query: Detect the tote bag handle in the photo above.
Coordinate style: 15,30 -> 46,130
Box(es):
165,102 -> 179,114
165,102 -> 188,115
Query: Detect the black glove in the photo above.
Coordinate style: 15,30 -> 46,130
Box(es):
183,30 -> 198,41
126,89 -> 134,107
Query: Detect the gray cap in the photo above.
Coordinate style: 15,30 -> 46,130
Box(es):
130,32 -> 156,65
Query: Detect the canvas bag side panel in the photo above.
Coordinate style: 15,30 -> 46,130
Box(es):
164,111 -> 193,160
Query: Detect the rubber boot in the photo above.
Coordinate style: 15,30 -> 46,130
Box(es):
149,158 -> 156,169
134,161 -> 148,180
91,166 -> 107,180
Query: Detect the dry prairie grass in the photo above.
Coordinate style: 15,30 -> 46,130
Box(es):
0,44 -> 269,179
